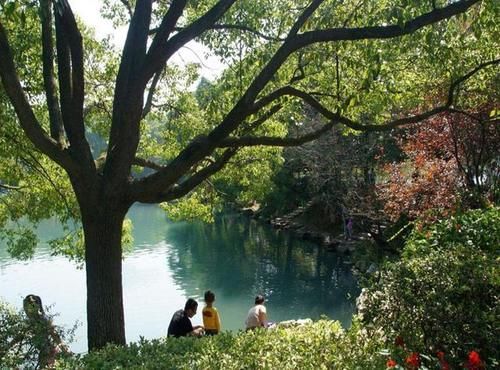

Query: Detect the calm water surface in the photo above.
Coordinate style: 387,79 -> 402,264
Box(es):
0,205 -> 359,353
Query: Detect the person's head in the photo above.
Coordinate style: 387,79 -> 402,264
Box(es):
184,298 -> 198,318
23,294 -> 44,320
204,290 -> 215,305
254,294 -> 265,305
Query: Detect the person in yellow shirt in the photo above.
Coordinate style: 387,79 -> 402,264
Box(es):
202,290 -> 221,335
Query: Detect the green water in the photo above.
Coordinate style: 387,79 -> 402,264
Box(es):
0,204 -> 359,353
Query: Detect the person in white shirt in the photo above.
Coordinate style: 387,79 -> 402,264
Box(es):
245,294 -> 267,330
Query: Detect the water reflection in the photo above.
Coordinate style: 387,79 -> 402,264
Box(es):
0,205 -> 358,353
164,213 -> 359,329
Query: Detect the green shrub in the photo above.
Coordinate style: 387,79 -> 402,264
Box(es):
0,300 -> 29,368
57,321 -> 392,370
0,299 -> 74,369
360,207 -> 499,367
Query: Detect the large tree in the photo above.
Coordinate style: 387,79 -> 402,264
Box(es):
0,0 -> 497,349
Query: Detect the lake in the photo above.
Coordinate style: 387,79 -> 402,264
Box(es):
0,204 -> 359,353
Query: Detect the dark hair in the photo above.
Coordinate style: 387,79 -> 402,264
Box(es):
23,294 -> 45,319
185,298 -> 198,311
204,290 -> 215,303
255,295 -> 265,305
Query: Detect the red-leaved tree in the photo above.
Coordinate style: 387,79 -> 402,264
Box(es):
378,106 -> 499,221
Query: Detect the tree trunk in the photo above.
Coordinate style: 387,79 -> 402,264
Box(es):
82,203 -> 128,350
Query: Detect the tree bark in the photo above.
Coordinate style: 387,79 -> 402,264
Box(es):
81,202 -> 128,350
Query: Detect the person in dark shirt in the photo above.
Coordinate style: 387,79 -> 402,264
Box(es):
167,298 -> 204,337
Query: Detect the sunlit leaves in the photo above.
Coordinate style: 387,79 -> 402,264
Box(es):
161,189 -> 218,223
1,227 -> 37,260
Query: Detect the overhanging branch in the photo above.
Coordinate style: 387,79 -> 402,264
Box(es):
218,121 -> 335,148
132,157 -> 164,172
292,0 -> 481,49
220,58 -> 499,146
137,149 -> 237,203
128,0 -> 484,203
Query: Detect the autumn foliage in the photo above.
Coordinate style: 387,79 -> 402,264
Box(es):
378,107 -> 499,221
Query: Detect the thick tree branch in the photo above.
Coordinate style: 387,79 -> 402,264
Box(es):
0,21 -> 76,172
132,157 -> 164,172
105,0 -> 152,187
142,68 -> 163,119
289,0 -> 325,36
54,9 -> 72,137
54,0 -> 94,171
209,23 -> 285,41
145,0 -> 188,72
129,0 -> 483,202
39,0 -> 65,145
292,0 -> 481,49
222,58 -> 499,146
218,121 -> 335,148
141,0 -> 236,87
137,149 -> 237,203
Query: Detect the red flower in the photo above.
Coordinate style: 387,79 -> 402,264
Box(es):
436,351 -> 449,369
465,351 -> 483,370
395,335 -> 405,347
405,352 -> 420,369
440,360 -> 450,370
387,358 -> 397,368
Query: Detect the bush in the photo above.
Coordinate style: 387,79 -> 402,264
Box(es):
0,299 -> 74,369
360,207 -> 499,367
57,321 -> 393,369
55,318 -> 496,369
0,300 -> 29,368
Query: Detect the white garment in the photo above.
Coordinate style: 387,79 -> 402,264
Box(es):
245,304 -> 267,329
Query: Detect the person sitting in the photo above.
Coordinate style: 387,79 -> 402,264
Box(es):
167,298 -> 204,337
202,290 -> 221,335
245,294 -> 267,330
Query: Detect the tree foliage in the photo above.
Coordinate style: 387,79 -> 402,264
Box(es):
378,106 -> 499,221
0,299 -> 74,369
359,207 -> 500,366
0,0 -> 498,349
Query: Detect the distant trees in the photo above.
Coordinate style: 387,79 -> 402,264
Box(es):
270,121 -> 391,225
